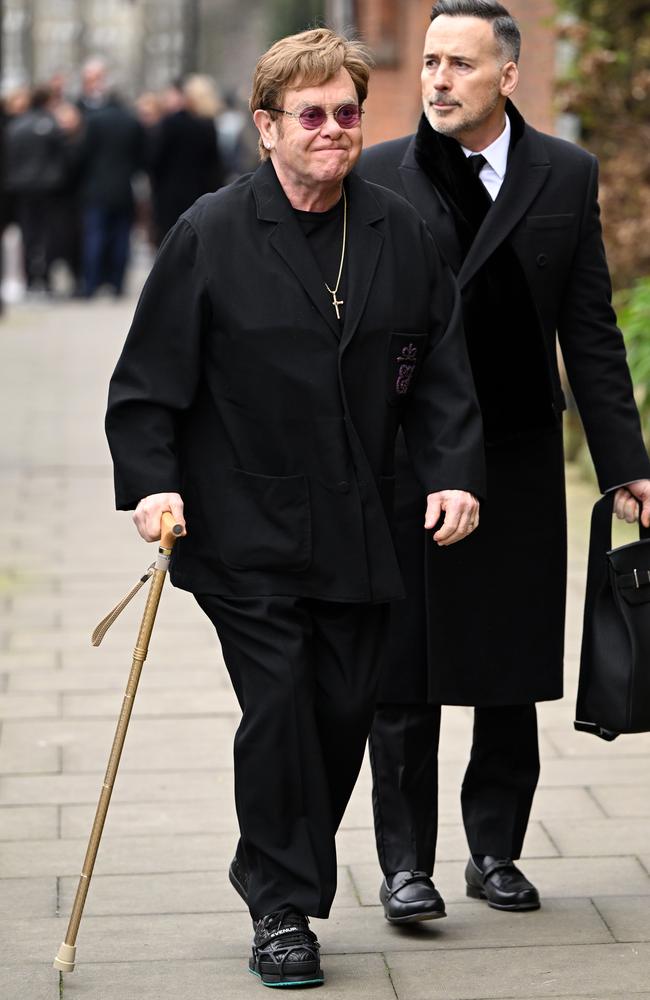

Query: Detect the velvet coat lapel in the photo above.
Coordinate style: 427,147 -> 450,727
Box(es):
251,160 -> 384,347
397,103 -> 552,288
398,141 -> 463,274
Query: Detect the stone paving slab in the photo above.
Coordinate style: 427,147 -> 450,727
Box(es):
58,866 -> 359,917
544,818 -> 650,856
3,912 -> 261,966
60,799 -> 239,838
313,898 -> 612,951
0,899 -> 613,969
60,644 -> 223,670
59,954 -> 396,1000
0,716 -> 238,774
0,738 -> 60,774
0,651 -> 58,670
7,666 -> 226,693
0,831 -> 243,878
0,877 -> 57,919
529,788 -> 604,821
2,964 -> 58,1000
544,727 -> 650,759
5,625 -> 216,652
0,769 -> 232,805
0,693 -> 61,721
590,785 -> 650,817
0,804 -> 59,840
61,687 -> 240,717
385,943 -> 650,999
536,756 -> 650,788
593,895 -> 650,942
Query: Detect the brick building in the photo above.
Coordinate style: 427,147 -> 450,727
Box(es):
353,0 -> 558,147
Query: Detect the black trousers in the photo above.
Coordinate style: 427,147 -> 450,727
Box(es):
369,702 -> 540,875
15,193 -> 54,288
196,594 -> 387,920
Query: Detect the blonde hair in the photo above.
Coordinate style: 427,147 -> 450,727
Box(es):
184,74 -> 221,118
250,27 -> 372,159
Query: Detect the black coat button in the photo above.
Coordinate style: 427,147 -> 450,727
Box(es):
536,253 -> 548,267
337,480 -> 350,493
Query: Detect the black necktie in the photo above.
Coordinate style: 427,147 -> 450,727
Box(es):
468,153 -> 488,179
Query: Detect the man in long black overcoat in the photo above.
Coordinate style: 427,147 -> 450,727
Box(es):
105,27 -> 484,987
357,0 -> 650,923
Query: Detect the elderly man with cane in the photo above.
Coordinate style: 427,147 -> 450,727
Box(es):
103,28 -> 483,988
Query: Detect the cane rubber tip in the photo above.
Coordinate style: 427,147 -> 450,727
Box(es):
53,942 -> 76,972
172,524 -> 183,536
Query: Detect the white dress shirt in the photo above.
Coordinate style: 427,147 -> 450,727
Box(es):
461,115 -> 511,201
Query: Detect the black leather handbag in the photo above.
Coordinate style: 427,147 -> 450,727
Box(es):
575,492 -> 650,741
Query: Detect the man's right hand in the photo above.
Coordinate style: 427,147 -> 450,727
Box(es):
133,492 -> 186,542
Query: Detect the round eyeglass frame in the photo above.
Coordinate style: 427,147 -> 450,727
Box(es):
263,103 -> 364,131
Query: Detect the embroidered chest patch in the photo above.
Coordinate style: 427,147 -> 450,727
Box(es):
395,342 -> 418,396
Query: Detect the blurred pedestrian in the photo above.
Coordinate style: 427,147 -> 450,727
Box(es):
2,87 -> 31,234
4,85 -> 69,294
134,91 -> 164,247
75,90 -> 144,298
148,77 -> 223,244
77,58 -> 109,115
217,87 -> 260,182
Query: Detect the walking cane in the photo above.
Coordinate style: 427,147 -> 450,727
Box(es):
53,513 -> 184,973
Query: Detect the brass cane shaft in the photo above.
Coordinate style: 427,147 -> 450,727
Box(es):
61,563 -> 168,949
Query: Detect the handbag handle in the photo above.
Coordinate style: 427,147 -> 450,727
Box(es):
576,491 -> 650,742
589,491 -> 650,553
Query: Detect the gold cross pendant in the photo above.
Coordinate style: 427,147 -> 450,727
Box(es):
330,290 -> 343,320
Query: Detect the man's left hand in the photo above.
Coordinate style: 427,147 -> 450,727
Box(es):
424,490 -> 479,545
614,480 -> 650,528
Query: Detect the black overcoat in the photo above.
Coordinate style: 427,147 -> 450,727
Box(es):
106,160 -> 485,603
148,110 -> 223,243
358,105 -> 650,705
75,101 -> 144,212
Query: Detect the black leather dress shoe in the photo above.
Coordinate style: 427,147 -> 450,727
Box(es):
379,870 -> 447,923
465,856 -> 540,911
229,854 -> 249,903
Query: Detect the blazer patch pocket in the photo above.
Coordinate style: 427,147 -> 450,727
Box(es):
525,213 -> 575,230
387,332 -> 427,405
219,468 -> 312,573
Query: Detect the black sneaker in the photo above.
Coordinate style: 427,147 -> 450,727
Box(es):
249,908 -> 324,988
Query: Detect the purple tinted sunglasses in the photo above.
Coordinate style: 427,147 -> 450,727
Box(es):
265,103 -> 363,130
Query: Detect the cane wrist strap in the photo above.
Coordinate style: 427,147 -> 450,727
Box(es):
91,564 -> 155,647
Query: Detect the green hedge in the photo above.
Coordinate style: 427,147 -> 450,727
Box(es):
616,277 -> 650,446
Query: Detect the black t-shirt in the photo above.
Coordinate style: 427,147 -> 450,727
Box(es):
295,196 -> 347,326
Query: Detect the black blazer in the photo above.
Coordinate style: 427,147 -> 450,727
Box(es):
358,111 -> 650,491
106,161 -> 485,602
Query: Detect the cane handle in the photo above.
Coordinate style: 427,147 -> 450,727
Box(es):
160,512 -> 184,550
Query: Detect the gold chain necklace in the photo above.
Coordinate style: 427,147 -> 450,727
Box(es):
324,187 -> 347,320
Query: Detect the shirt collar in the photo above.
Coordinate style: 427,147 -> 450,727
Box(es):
461,114 -> 511,179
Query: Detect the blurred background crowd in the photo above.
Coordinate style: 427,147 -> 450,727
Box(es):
0,60 -> 258,300
0,0 -> 648,452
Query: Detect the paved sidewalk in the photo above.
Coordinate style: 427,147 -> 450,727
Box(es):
1,291 -> 649,1000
